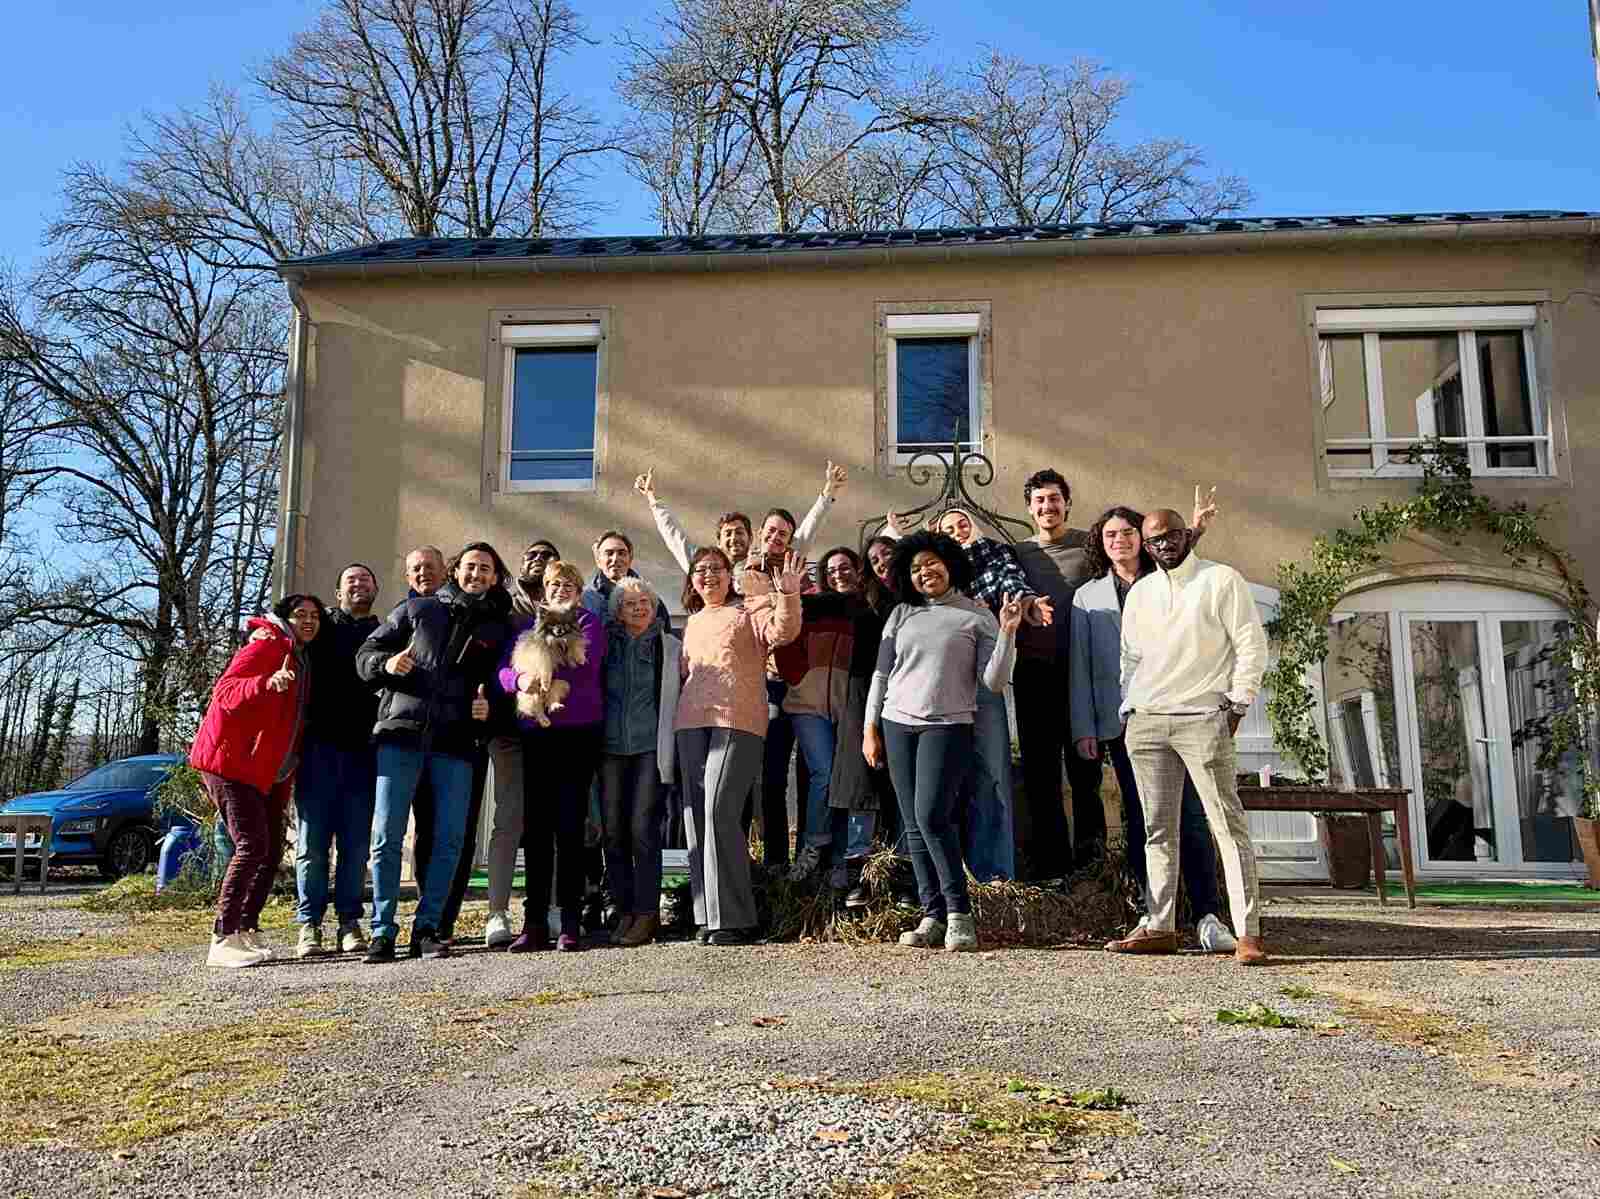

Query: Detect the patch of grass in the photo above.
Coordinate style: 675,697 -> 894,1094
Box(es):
518,989 -> 598,1007
0,1016 -> 339,1149
1278,984 -> 1316,1001
80,872 -> 215,913
1217,1003 -> 1306,1029
607,1073 -> 674,1104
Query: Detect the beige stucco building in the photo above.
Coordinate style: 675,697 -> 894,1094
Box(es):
276,212 -> 1598,880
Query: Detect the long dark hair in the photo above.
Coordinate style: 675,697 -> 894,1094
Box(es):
862,535 -> 899,610
682,546 -> 733,615
891,531 -> 973,606
1085,506 -> 1152,580
271,593 -> 329,640
446,541 -> 512,592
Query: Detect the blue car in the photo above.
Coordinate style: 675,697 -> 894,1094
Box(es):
0,753 -> 187,880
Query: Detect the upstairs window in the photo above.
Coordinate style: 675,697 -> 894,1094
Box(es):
1316,306 -> 1548,478
886,312 -> 981,463
500,322 -> 600,492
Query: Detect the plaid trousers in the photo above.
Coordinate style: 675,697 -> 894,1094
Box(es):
1124,710 -> 1261,937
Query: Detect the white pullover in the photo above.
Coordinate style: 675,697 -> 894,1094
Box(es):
1119,555 -> 1267,718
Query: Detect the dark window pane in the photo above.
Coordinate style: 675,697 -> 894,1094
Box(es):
509,453 -> 593,482
1478,332 -> 1536,468
896,337 -> 972,449
511,346 -> 596,456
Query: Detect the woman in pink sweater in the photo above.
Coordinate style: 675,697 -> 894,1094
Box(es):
675,546 -> 803,945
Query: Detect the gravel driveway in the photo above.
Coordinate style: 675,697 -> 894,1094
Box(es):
2,890 -> 1598,1199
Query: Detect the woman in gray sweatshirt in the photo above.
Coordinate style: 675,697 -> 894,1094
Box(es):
863,532 -> 1020,952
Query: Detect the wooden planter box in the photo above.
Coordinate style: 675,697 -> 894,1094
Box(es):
1239,785 -> 1417,908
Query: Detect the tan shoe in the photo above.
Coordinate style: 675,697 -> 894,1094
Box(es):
1234,935 -> 1268,965
618,914 -> 658,947
1104,925 -> 1178,954
610,914 -> 637,945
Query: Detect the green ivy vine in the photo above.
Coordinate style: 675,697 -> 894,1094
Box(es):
1263,441 -> 1598,820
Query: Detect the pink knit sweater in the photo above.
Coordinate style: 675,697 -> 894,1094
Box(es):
674,592 -> 801,737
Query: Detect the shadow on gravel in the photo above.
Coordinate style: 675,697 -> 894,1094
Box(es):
1269,916 -> 1600,963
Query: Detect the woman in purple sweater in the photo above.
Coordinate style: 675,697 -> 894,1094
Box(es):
497,559 -> 606,951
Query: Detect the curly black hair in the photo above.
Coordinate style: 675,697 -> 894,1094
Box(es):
272,592 -> 330,634
890,531 -> 973,605
1084,505 -> 1152,580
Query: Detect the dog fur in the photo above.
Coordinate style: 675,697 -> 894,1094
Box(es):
510,606 -> 587,727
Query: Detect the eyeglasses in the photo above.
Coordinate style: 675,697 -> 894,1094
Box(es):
692,566 -> 727,579
526,548 -> 555,559
1145,531 -> 1187,549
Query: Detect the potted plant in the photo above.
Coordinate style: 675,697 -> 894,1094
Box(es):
1576,791 -> 1600,890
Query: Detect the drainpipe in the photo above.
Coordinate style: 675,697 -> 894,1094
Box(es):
275,278 -> 311,601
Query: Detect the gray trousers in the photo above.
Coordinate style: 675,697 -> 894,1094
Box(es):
677,727 -> 764,932
1125,710 -> 1261,938
600,751 -> 663,917
484,735 -> 526,912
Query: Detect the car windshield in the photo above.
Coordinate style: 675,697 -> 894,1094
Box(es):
63,761 -> 170,792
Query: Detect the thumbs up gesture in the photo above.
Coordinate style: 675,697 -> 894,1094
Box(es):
471,683 -> 490,722
267,653 -> 296,693
386,633 -> 418,677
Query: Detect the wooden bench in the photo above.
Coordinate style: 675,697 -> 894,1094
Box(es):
0,813 -> 53,896
1240,785 -> 1417,909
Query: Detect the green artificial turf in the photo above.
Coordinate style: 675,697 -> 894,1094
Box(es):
1369,879 -> 1598,903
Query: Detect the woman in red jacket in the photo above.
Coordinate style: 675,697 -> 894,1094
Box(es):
191,594 -> 325,969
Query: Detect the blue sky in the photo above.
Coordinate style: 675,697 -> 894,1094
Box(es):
2,2 -> 1596,268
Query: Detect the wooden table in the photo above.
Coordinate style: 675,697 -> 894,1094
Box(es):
0,813 -> 53,896
1239,785 -> 1417,909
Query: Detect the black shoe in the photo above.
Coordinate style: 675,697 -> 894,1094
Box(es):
364,935 -> 396,964
845,882 -> 870,909
411,926 -> 449,959
694,925 -> 711,945
707,927 -> 759,946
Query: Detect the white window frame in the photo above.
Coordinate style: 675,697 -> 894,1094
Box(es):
1316,305 -> 1550,479
499,321 -> 602,493
885,312 -> 981,465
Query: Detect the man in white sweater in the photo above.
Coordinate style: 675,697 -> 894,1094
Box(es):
1110,508 -> 1269,965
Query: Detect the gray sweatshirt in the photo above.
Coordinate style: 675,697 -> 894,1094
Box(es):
866,590 -> 1016,728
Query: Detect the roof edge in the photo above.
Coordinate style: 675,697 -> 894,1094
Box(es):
276,216 -> 1600,284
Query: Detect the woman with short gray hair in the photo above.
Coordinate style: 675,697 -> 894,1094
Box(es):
600,576 -> 682,946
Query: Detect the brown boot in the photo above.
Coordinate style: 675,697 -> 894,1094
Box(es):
1234,935 -> 1268,965
1104,924 -> 1178,954
618,913 -> 659,947
610,914 -> 637,945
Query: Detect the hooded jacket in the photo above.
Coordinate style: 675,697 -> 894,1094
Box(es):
356,582 -> 513,759
190,616 -> 309,793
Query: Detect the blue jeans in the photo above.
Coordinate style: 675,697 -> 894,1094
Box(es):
1106,735 -> 1221,919
295,737 -> 376,927
964,686 -> 1016,882
790,714 -> 837,851
369,744 -> 473,941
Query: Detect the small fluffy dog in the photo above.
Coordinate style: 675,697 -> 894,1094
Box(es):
510,606 -> 587,726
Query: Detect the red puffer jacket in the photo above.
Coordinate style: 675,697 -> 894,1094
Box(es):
189,618 -> 305,793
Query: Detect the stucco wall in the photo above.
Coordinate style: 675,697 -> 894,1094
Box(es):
288,236 -> 1598,608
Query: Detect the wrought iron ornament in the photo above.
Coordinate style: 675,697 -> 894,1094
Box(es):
859,430 -> 1034,547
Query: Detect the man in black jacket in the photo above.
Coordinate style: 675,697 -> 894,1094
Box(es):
356,545 -> 513,961
294,564 -> 383,958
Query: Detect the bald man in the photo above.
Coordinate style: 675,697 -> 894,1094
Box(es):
1109,508 -> 1269,965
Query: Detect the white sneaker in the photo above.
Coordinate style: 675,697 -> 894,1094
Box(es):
338,922 -> 367,953
485,909 -> 513,949
207,933 -> 265,969
1196,913 -> 1238,953
898,916 -> 947,949
241,929 -> 273,960
295,925 -> 325,959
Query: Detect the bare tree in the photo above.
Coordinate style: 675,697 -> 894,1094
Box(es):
617,42 -> 758,236
262,0 -> 617,238
0,165 -> 284,752
921,53 -> 1251,226
786,110 -> 943,230
635,0 -> 943,233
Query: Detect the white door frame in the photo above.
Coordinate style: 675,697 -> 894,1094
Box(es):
1338,581 -> 1582,878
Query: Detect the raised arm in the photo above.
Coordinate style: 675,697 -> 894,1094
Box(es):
636,467 -> 698,573
750,552 -> 804,649
792,460 -> 846,553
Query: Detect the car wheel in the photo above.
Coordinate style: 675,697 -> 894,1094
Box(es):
101,827 -> 154,880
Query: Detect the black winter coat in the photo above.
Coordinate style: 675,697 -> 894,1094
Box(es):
356,583 -> 513,759
306,608 -> 382,748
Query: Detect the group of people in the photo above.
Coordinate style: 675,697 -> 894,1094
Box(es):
190,457 -> 1270,969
